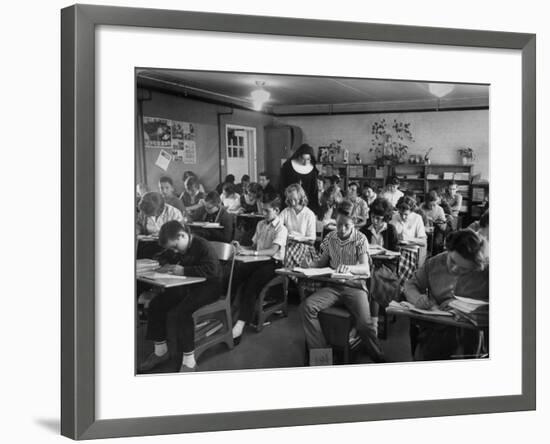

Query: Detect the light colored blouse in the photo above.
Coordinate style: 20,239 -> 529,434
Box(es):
221,193 -> 241,213
280,206 -> 317,241
390,211 -> 427,243
137,203 -> 184,235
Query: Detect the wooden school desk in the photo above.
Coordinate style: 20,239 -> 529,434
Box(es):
137,271 -> 206,288
386,303 -> 488,359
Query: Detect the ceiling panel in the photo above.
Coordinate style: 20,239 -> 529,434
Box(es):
137,69 -> 489,112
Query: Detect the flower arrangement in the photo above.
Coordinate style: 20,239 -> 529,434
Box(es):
369,119 -> 414,165
457,147 -> 475,164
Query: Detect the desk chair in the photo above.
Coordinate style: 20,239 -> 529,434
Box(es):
253,275 -> 288,332
318,306 -> 362,364
191,241 -> 236,360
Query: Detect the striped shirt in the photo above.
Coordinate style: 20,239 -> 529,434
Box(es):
252,216 -> 288,262
137,203 -> 184,235
319,229 -> 371,277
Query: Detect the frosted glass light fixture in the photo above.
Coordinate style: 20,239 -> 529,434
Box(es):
251,81 -> 270,110
428,83 -> 455,98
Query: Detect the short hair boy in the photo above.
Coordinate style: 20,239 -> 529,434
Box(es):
299,201 -> 385,363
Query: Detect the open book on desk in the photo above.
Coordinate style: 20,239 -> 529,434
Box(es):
388,300 -> 453,317
293,267 -> 368,280
449,296 -> 489,314
368,247 -> 400,257
293,267 -> 334,277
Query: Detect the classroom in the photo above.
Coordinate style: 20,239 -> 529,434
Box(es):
135,69 -> 490,374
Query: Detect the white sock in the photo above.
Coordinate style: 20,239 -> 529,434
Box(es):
371,317 -> 379,335
154,341 -> 168,357
232,320 -> 245,338
182,352 -> 196,368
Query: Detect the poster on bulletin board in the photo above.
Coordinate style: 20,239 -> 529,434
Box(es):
143,117 -> 172,149
143,117 -> 196,163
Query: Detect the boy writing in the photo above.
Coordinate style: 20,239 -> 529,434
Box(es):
139,221 -> 222,372
299,201 -> 385,363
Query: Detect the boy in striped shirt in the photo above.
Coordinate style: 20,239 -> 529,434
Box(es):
299,200 -> 385,363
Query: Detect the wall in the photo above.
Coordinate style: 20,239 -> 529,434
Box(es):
277,109 -> 489,181
139,90 -> 274,194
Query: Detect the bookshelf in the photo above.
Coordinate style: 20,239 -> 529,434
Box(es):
317,162 -> 483,220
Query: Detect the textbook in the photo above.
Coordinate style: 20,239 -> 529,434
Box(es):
293,267 -> 334,277
388,300 -> 453,317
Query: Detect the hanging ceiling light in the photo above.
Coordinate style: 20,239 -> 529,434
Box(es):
427,83 -> 455,98
251,81 -> 270,111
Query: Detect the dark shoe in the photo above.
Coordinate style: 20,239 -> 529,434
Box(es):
180,364 -> 198,373
364,337 -> 386,363
138,351 -> 170,372
233,334 -> 242,346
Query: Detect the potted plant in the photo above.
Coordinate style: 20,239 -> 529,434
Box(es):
457,147 -> 475,165
370,119 -> 414,165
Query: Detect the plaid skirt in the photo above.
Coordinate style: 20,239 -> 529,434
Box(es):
397,246 -> 420,297
284,240 -> 322,293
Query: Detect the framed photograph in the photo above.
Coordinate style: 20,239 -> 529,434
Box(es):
61,4 -> 536,440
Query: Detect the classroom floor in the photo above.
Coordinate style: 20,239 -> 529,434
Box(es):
136,294 -> 414,374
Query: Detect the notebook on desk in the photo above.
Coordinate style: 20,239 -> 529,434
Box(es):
388,300 -> 453,317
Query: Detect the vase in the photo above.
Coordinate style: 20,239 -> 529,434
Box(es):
462,156 -> 469,165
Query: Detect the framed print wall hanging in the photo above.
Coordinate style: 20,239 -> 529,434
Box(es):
61,4 -> 536,440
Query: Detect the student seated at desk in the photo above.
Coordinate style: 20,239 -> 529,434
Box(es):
441,181 -> 463,229
346,182 -> 369,230
180,177 -> 205,221
420,190 -> 448,255
139,221 -> 222,372
361,182 -> 377,207
280,183 -> 318,269
230,197 -> 288,344
361,197 -> 399,252
216,174 -> 235,195
181,171 -> 206,196
467,209 -> 489,262
158,175 -> 187,216
258,171 -> 278,201
235,174 -> 250,196
239,182 -> 263,214
136,182 -> 150,212
192,191 -> 235,243
220,183 -> 241,213
390,196 -> 427,247
403,229 -> 488,360
317,185 -> 343,232
136,192 -> 184,236
380,176 -> 404,207
299,201 -> 385,363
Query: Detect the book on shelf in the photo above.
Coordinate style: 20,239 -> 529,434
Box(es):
454,172 -> 471,181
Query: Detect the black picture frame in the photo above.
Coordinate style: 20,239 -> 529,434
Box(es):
61,4 -> 536,439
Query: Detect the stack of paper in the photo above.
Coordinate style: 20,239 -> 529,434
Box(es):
388,300 -> 453,317
136,259 -> 159,273
449,296 -> 489,313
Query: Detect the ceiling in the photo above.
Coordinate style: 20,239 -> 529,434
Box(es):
137,69 -> 489,115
